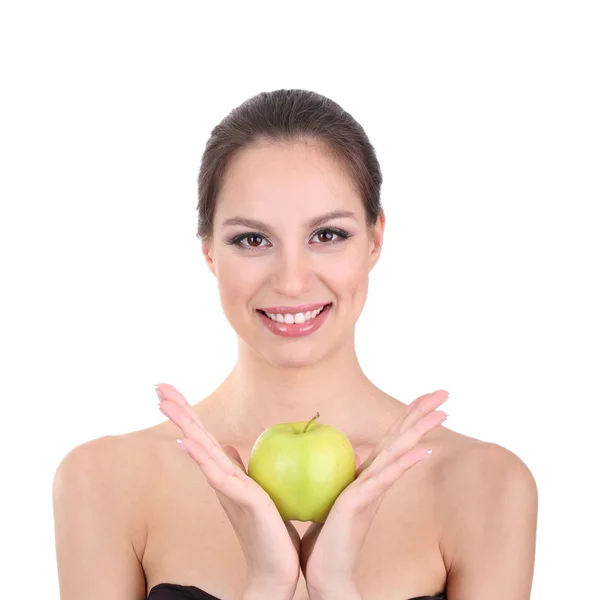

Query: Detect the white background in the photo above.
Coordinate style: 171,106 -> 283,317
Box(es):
1,1 -> 590,598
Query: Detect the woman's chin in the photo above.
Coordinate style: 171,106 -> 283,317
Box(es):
264,349 -> 322,369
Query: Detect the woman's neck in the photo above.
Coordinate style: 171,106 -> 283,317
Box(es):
205,347 -> 406,447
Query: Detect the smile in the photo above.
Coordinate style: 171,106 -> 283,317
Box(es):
258,304 -> 331,324
256,303 -> 333,338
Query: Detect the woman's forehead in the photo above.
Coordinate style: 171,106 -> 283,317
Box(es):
217,142 -> 361,217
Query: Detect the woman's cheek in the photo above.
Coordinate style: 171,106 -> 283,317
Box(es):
217,258 -> 266,310
325,251 -> 365,286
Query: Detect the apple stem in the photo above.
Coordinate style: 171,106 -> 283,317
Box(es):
302,412 -> 320,433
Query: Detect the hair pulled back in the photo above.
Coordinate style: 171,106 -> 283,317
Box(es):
196,89 -> 383,241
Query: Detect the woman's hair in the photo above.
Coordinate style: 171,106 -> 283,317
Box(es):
196,89 -> 384,242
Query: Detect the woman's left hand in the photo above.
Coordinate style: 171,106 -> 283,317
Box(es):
299,389 -> 449,597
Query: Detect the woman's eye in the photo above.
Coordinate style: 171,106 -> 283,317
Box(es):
314,230 -> 336,243
225,233 -> 271,249
242,234 -> 266,248
310,228 -> 352,244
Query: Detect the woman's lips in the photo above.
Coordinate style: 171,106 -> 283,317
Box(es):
257,303 -> 332,338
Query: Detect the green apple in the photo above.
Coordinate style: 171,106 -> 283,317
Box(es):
247,413 -> 356,523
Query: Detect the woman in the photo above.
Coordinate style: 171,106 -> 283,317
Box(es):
53,89 -> 538,600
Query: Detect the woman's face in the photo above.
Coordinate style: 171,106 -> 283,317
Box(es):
202,139 -> 384,367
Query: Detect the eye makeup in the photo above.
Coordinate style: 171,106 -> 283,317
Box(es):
225,227 -> 353,251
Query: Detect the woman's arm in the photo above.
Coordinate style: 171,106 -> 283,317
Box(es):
53,436 -> 147,600
441,442 -> 538,600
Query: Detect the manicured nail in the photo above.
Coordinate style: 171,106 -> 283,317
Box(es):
177,439 -> 188,454
420,449 -> 433,462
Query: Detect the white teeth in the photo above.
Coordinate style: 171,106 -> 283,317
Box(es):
263,305 -> 328,324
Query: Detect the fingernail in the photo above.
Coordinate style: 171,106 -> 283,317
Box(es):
154,384 -> 165,404
419,449 -> 433,462
177,439 -> 188,454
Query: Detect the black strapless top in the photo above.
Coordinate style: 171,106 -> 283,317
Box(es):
147,582 -> 446,599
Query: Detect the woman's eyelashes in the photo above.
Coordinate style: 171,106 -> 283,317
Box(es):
225,227 -> 353,251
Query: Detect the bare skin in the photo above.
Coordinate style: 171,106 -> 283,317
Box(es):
124,385 -> 482,600
112,140 -> 522,598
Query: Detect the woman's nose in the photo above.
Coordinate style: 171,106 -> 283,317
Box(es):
269,247 -> 314,297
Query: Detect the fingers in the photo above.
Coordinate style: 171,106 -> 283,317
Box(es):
359,409 -> 446,482
399,389 -> 449,433
156,383 -> 224,450
358,444 -> 432,503
356,390 -> 448,477
222,445 -> 248,474
155,384 -> 212,433
161,401 -> 247,483
355,389 -> 448,480
156,385 -> 274,510
181,437 -> 251,497
159,399 -> 221,456
182,435 -> 274,512
156,384 -> 247,482
365,389 -> 447,472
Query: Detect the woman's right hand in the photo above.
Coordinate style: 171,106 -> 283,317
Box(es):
156,383 -> 301,599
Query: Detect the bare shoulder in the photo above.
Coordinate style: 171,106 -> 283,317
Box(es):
54,432 -> 151,495
433,430 -> 537,487
437,433 -> 537,498
54,431 -> 155,562
434,431 -> 538,572
52,430 -> 164,598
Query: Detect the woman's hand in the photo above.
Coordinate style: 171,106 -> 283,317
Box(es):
155,383 -> 301,599
299,389 -> 449,597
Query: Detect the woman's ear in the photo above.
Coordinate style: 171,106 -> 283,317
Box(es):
369,211 -> 385,270
201,239 -> 216,277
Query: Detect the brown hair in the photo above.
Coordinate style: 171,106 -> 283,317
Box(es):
196,89 -> 384,242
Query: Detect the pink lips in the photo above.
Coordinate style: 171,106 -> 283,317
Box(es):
257,303 -> 332,338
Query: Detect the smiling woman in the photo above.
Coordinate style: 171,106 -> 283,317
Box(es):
195,92 -> 387,373
53,89 -> 537,600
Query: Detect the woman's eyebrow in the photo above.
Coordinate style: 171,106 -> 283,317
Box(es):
222,209 -> 357,232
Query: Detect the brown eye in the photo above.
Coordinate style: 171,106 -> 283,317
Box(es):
246,234 -> 264,247
318,231 -> 334,242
